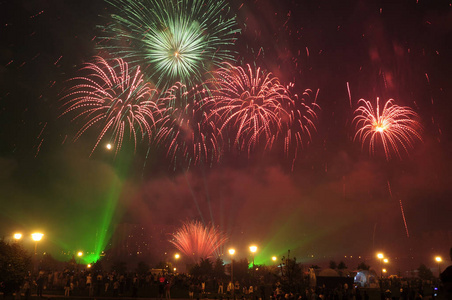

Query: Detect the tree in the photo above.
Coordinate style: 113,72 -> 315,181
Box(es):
199,258 -> 213,278
329,261 -> 337,269
0,240 -> 31,296
357,262 -> 370,271
417,264 -> 433,281
213,257 -> 225,279
337,261 -> 347,270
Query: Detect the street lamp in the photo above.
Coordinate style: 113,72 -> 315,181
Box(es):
13,233 -> 22,241
228,248 -> 235,296
377,253 -> 384,279
435,256 -> 442,277
249,245 -> 257,269
31,233 -> 44,255
77,251 -> 83,264
272,256 -> 277,262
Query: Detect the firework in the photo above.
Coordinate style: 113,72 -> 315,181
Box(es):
280,89 -> 319,165
154,83 -> 221,169
204,63 -> 317,157
99,0 -> 239,89
170,220 -> 228,263
353,97 -> 422,160
61,56 -> 160,155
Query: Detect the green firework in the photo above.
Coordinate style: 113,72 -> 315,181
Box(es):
99,0 -> 240,89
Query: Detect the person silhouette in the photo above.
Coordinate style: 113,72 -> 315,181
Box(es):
440,247 -> 452,299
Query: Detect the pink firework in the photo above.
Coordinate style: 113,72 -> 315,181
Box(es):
353,97 -> 422,160
204,63 -> 291,155
170,220 -> 228,263
154,83 -> 221,169
61,56 -> 160,155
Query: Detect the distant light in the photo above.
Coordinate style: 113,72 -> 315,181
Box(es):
106,143 -> 112,150
383,258 -> 389,263
228,248 -> 235,255
173,268 -> 177,271
435,256 -> 442,263
377,253 -> 384,259
87,264 -> 92,268
382,268 -> 387,273
175,253 -> 180,259
31,233 -> 44,241
272,256 -> 277,262
77,251 -> 83,257
14,233 -> 22,240
249,245 -> 257,253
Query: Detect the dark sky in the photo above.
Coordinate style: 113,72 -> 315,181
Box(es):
0,0 -> 451,271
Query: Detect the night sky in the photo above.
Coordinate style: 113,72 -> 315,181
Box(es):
1,0 -> 451,271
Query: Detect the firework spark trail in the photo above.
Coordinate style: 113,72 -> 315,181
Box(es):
61,56 -> 161,156
204,63 -> 318,159
154,83 -> 221,169
353,97 -> 423,160
346,82 -> 351,108
399,199 -> 410,238
99,0 -> 239,89
170,220 -> 228,263
387,180 -> 410,238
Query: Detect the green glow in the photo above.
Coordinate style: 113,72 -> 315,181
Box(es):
250,213 -> 349,266
0,145 -> 126,264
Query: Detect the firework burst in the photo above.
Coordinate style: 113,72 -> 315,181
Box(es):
204,63 -> 317,157
99,0 -> 239,89
170,220 -> 228,263
280,89 -> 319,164
154,83 -> 221,169
61,56 -> 160,156
353,97 -> 422,160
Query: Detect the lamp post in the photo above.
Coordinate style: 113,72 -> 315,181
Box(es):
175,254 -> 180,273
249,245 -> 257,269
435,256 -> 442,277
228,248 -> 235,296
31,233 -> 44,255
77,251 -> 83,264
377,253 -> 384,280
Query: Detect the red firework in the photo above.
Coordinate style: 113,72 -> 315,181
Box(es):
204,63 -> 318,158
353,97 -> 422,160
154,83 -> 221,169
170,220 -> 228,263
61,56 -> 160,156
205,63 -> 291,155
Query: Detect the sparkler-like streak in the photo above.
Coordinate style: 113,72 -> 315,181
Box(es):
353,97 -> 422,160
170,220 -> 228,263
154,83 -> 221,169
61,56 -> 160,156
99,0 -> 239,89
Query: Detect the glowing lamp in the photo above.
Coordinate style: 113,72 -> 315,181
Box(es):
31,233 -> 44,241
